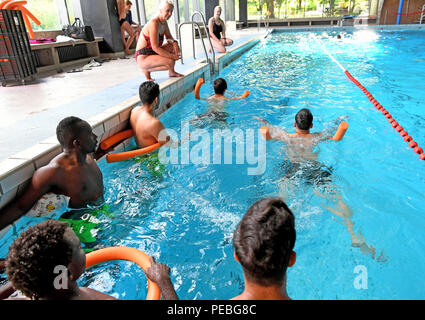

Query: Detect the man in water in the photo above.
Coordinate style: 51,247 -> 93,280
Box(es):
256,109 -> 381,260
0,117 -> 104,232
231,198 -> 296,300
191,78 -> 249,128
3,220 -> 178,300
130,81 -> 189,149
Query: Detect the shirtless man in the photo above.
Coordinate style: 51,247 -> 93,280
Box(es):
0,116 -> 104,232
130,81 -> 170,148
256,109 -> 380,260
134,0 -> 183,81
130,82 -> 188,150
195,78 -> 250,102
3,220 -> 178,300
117,0 -> 136,55
231,198 -> 296,300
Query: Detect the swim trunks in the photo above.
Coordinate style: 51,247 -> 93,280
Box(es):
133,149 -> 166,177
25,193 -> 70,218
134,32 -> 165,60
59,204 -> 114,252
281,160 -> 333,188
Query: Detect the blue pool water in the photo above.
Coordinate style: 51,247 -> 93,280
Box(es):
1,28 -> 425,299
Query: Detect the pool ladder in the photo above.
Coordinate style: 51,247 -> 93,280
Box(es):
420,4 -> 425,24
178,11 -> 215,74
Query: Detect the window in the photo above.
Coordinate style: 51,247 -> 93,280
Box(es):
144,0 -> 158,21
26,0 -> 61,31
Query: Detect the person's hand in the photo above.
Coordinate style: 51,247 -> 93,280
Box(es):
144,256 -> 171,286
253,116 -> 266,124
173,42 -> 181,56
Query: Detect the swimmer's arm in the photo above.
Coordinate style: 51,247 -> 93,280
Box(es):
0,166 -> 55,230
320,116 -> 349,141
0,282 -> 16,300
153,120 -> 189,149
229,91 -> 250,100
144,257 -> 179,300
254,117 -> 290,142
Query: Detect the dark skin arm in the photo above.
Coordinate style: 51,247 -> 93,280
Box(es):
0,259 -> 15,300
0,166 -> 56,231
0,282 -> 15,300
144,257 -> 178,300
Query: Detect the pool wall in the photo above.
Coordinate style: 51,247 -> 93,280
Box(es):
0,33 -> 265,238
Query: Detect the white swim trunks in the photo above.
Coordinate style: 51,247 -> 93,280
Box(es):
25,193 -> 70,218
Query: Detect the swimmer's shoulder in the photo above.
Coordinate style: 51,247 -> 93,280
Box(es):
78,287 -> 118,300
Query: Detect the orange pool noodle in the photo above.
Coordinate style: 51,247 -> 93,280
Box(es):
194,77 -> 204,99
85,247 -> 161,300
100,129 -> 134,151
241,90 -> 250,98
4,0 -> 27,9
20,10 -> 34,39
19,6 -> 41,25
260,126 -> 272,140
332,121 -> 349,141
0,0 -> 14,9
106,142 -> 161,163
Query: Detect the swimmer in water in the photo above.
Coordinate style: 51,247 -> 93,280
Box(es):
256,109 -> 385,261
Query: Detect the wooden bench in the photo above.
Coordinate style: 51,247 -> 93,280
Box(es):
30,37 -> 103,74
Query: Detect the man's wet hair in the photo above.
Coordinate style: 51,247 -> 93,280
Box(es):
5,220 -> 73,300
233,197 -> 296,286
139,81 -> 160,105
56,116 -> 87,147
295,108 -> 313,131
214,78 -> 227,95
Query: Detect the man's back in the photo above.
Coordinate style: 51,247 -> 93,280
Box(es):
130,106 -> 164,148
285,133 -> 324,162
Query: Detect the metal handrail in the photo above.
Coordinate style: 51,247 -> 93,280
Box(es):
178,20 -> 214,74
420,4 -> 425,24
191,10 -> 215,65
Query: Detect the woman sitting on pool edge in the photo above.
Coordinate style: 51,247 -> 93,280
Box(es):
208,6 -> 233,53
134,0 -> 183,81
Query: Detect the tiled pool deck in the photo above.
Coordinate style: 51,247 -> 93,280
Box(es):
0,28 -> 268,236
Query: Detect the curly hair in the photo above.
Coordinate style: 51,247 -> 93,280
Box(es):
233,197 -> 296,286
5,220 -> 73,300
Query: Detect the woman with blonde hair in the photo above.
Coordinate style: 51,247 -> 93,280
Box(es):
134,0 -> 183,81
208,6 -> 233,53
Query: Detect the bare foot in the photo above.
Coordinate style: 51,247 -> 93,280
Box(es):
143,71 -> 155,81
169,71 -> 184,78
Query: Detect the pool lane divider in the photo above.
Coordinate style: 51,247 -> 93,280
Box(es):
314,37 -> 425,161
